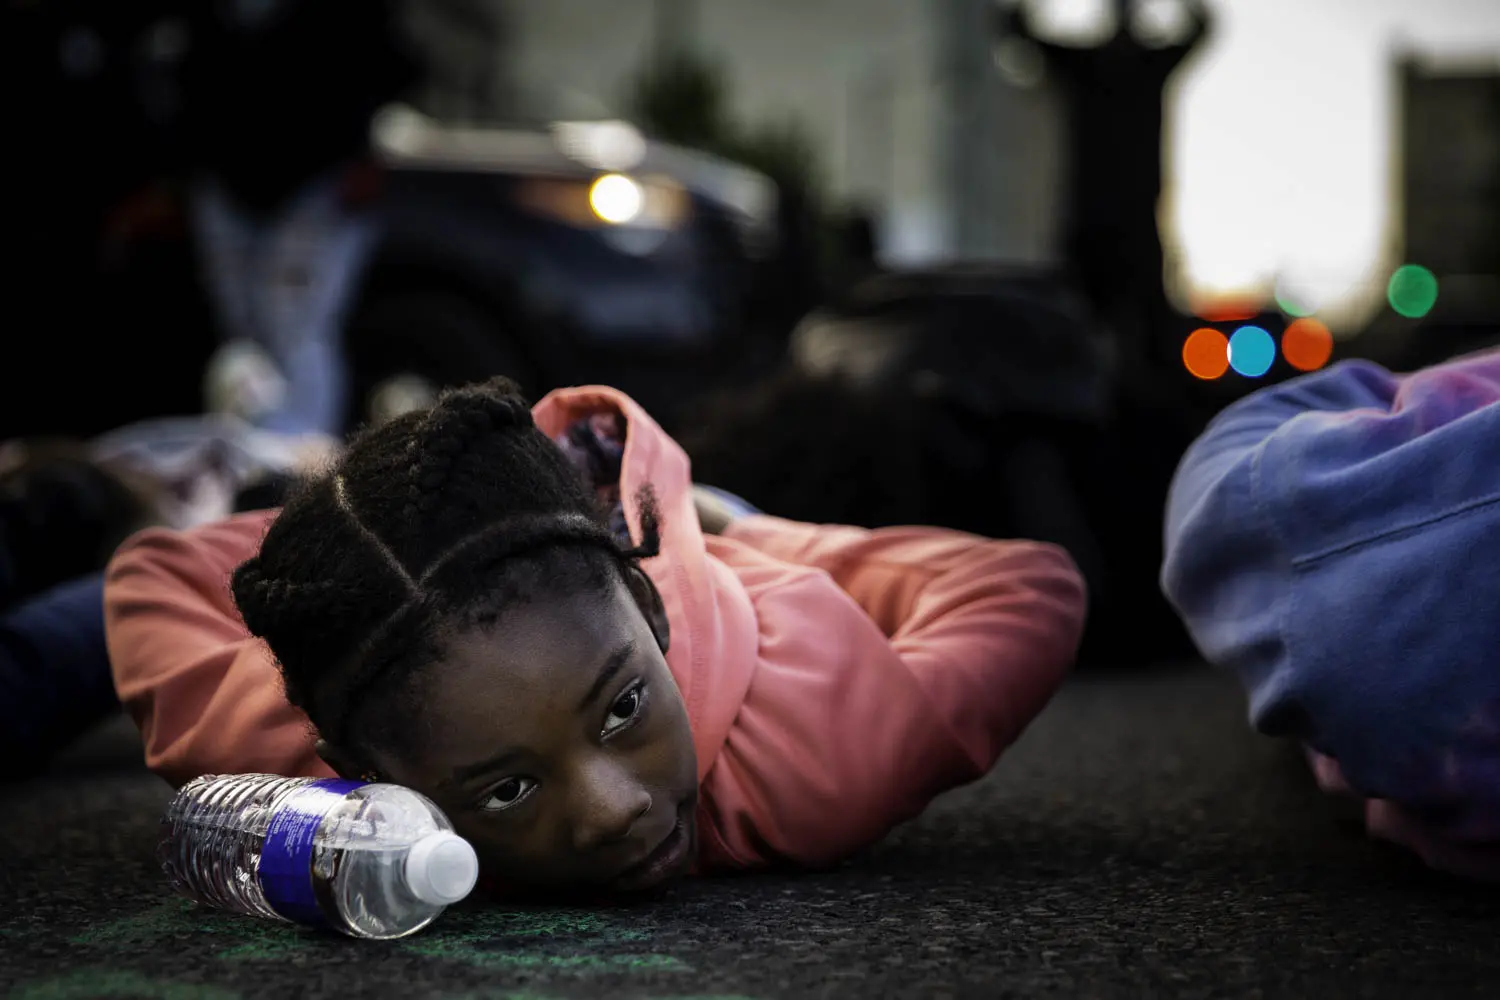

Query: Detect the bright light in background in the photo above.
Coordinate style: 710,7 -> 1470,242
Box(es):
588,173 -> 644,224
1029,0 -> 1198,43
1173,5 -> 1382,325
1169,0 -> 1500,328
1228,325 -> 1276,377
1387,263 -> 1440,318
1027,0 -> 1119,44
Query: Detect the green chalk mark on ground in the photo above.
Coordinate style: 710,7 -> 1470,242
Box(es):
66,898 -> 682,974
7,970 -> 240,1000
70,900 -> 206,947
69,899 -> 316,962
73,900 -> 227,945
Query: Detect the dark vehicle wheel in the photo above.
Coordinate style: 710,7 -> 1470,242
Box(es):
343,292 -> 536,430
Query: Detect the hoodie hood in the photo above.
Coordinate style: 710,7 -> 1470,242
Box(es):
532,386 -> 758,784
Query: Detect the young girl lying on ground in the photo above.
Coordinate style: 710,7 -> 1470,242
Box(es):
1162,348 -> 1500,881
106,379 -> 1085,894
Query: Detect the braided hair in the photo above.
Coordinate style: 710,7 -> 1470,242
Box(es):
230,378 -> 661,751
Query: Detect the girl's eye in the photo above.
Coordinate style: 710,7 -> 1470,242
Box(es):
603,682 -> 646,736
478,776 -> 537,813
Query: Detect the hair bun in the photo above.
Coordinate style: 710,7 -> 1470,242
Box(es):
404,378 -> 533,522
441,378 -> 533,432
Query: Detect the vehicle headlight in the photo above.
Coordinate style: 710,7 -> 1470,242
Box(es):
588,174 -> 643,225
514,174 -> 689,231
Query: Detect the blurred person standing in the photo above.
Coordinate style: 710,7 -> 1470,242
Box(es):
180,0 -> 419,435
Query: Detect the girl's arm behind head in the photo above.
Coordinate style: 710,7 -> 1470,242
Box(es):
104,511 -> 333,786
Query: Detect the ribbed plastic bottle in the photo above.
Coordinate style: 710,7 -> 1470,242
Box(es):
158,774 -> 480,939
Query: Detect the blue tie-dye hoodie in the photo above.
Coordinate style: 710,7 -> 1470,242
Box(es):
1162,348 -> 1500,879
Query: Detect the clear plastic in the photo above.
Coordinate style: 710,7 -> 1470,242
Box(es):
158,774 -> 478,940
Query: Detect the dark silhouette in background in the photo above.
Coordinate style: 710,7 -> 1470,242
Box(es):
2,1 -> 203,440
180,0 -> 417,217
0,0 -> 416,440
996,0 -> 1212,363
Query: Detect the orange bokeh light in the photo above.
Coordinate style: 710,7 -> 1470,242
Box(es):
1183,327 -> 1230,380
1282,318 -> 1334,372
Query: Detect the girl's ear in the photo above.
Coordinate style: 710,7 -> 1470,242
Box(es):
622,564 -> 670,654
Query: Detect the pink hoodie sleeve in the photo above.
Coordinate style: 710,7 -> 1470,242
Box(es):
104,511 -> 333,786
698,516 -> 1086,868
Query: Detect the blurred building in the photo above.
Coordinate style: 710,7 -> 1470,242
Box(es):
1397,54 -> 1500,327
1359,51 -> 1500,365
494,0 -> 1062,268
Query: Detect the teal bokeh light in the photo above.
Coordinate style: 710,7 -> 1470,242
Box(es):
1228,325 -> 1276,378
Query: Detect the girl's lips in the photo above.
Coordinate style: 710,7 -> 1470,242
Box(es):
611,811 -> 693,891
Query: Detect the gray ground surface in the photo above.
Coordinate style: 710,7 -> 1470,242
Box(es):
3,665 -> 1494,1000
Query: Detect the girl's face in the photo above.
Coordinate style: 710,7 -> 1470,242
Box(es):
337,571 -> 700,895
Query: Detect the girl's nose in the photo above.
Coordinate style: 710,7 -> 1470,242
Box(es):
570,754 -> 652,853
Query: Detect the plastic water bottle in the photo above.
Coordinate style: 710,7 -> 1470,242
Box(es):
158,774 -> 480,940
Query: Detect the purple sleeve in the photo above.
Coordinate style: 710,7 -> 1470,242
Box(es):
1162,351 -> 1500,877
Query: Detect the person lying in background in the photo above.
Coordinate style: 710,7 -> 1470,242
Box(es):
0,418 -> 333,778
1162,348 -> 1500,880
105,378 -> 1085,896
0,443 -> 152,779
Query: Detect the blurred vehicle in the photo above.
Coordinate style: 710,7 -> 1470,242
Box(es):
6,0 -> 785,439
344,107 -> 782,428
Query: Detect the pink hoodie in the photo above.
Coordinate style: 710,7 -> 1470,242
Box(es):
105,386 -> 1086,870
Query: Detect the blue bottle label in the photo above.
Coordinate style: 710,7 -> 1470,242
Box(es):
258,778 -> 366,928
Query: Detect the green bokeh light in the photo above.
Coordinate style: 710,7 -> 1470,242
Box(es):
1275,293 -> 1315,318
1387,264 -> 1439,319
1273,275 -> 1317,318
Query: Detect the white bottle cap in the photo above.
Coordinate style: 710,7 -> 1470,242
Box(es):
404,832 -> 480,906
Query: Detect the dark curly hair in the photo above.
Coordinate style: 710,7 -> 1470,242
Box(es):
230,378 -> 660,751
